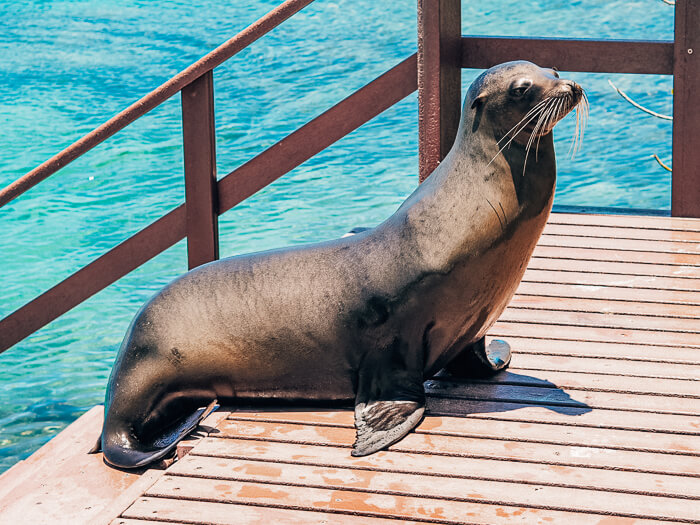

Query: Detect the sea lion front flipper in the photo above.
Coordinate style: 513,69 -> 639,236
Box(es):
352,344 -> 425,457
445,337 -> 511,378
352,400 -> 425,456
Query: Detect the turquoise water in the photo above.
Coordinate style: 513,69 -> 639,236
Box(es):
0,0 -> 674,473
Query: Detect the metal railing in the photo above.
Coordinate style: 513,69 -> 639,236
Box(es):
0,0 -> 697,353
417,0 -> 698,214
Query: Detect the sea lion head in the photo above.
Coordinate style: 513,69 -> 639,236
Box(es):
465,61 -> 585,147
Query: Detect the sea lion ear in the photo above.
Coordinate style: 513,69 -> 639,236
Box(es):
471,93 -> 486,110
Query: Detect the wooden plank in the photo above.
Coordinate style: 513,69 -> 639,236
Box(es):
177,450 -> 700,501
491,335 -> 699,363
426,379 -> 700,416
213,421 -> 699,475
156,465 -> 699,522
0,406 -> 165,524
143,476 -> 690,524
424,397 -> 699,435
509,294 -> 700,320
112,520 -> 190,525
501,307 -> 700,333
522,268 -> 700,292
514,281 -> 700,307
536,234 -> 700,254
231,400 -> 699,437
491,321 -> 700,348
532,244 -> 700,266
191,440 -> 699,503
543,222 -> 700,243
473,369 -> 700,398
122,497 -> 424,525
548,213 -> 700,232
509,353 -> 700,381
228,410 -> 700,455
527,256 -> 700,279
416,409 -> 700,454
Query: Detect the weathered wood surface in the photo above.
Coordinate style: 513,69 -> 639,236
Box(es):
2,212 -> 698,524
0,406 -> 166,525
118,212 -> 700,524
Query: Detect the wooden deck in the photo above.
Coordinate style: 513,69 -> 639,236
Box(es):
1,211 -> 699,524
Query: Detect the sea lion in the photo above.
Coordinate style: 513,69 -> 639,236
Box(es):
99,61 -> 585,469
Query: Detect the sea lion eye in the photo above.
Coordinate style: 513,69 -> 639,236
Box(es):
551,67 -> 560,78
510,79 -> 532,97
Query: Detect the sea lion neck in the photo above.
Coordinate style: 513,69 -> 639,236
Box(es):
392,101 -> 557,266
455,93 -> 558,211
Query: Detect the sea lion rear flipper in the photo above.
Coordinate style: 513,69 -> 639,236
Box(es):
102,399 -> 218,469
352,344 -> 425,457
88,435 -> 102,454
445,337 -> 511,378
352,399 -> 424,456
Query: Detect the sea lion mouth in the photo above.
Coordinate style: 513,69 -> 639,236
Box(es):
489,79 -> 589,171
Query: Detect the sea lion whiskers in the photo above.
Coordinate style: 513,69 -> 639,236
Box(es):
524,96 -> 561,173
486,97 -> 552,168
523,98 -> 554,173
526,85 -> 584,173
534,97 -> 563,163
570,99 -> 579,157
530,97 -> 559,151
495,97 -> 551,147
528,98 -> 556,151
568,88 -> 589,158
577,90 -> 589,154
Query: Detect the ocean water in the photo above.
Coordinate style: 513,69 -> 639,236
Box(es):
0,0 -> 675,473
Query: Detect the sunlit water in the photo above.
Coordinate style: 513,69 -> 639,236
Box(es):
0,0 -> 674,472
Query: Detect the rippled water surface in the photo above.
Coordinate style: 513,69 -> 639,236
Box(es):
0,0 -> 675,472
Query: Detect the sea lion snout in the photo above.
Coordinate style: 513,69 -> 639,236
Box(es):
464,61 -> 585,145
567,80 -> 584,105
550,79 -> 583,106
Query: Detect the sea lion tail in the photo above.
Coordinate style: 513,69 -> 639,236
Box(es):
101,400 -> 218,469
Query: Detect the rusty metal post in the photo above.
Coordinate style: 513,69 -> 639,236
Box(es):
417,0 -> 462,182
672,0 -> 700,218
182,71 -> 219,269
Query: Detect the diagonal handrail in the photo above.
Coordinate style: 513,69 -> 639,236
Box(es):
4,0 -> 696,354
0,0 -> 315,209
0,54 -> 418,353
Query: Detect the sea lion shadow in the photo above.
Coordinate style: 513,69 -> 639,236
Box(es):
425,370 -> 594,417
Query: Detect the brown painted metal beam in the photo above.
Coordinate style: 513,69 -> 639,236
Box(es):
0,206 -> 187,353
217,54 -> 418,214
0,0 -> 316,209
461,37 -> 674,74
417,0 -> 462,182
182,71 -> 219,269
672,0 -> 700,218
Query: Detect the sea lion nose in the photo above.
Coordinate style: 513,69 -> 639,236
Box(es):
565,80 -> 583,104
